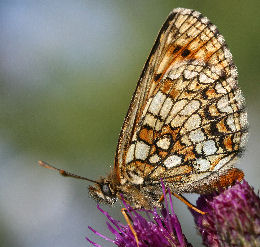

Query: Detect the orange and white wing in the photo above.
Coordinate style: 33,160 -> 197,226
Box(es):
114,8 -> 248,192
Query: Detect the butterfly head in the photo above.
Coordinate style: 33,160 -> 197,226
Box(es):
88,179 -> 117,205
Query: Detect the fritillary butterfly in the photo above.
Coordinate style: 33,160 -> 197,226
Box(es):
40,8 -> 248,210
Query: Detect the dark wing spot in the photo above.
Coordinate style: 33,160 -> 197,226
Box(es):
210,122 -> 221,136
181,49 -> 191,57
173,45 -> 181,53
154,73 -> 162,81
219,70 -> 228,80
201,88 -> 209,100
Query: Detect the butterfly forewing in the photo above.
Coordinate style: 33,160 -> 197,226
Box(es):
115,8 -> 248,194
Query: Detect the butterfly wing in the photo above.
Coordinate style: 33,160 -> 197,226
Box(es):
114,8 -> 248,193
114,9 -> 179,173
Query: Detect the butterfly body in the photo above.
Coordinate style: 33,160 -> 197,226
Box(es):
88,8 -> 248,209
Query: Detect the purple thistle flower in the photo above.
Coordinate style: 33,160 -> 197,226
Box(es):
87,181 -> 192,247
192,180 -> 260,247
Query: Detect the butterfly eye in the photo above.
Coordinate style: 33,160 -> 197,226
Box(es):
102,184 -> 112,196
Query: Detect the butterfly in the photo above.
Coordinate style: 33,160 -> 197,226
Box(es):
40,8 -> 248,210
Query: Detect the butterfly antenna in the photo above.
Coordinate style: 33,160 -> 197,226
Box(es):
38,160 -> 99,184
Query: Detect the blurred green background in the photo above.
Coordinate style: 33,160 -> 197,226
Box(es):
0,1 -> 259,247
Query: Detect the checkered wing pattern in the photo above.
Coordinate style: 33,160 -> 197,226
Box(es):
115,8 -> 248,193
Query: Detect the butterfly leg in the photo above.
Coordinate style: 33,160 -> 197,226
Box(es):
158,191 -> 206,215
121,208 -> 139,247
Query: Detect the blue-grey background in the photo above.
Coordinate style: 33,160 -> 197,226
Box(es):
0,1 -> 259,246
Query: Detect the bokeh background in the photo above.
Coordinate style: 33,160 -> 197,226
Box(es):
0,1 -> 259,247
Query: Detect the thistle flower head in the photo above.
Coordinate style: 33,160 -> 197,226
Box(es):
192,180 -> 260,247
87,181 -> 192,247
